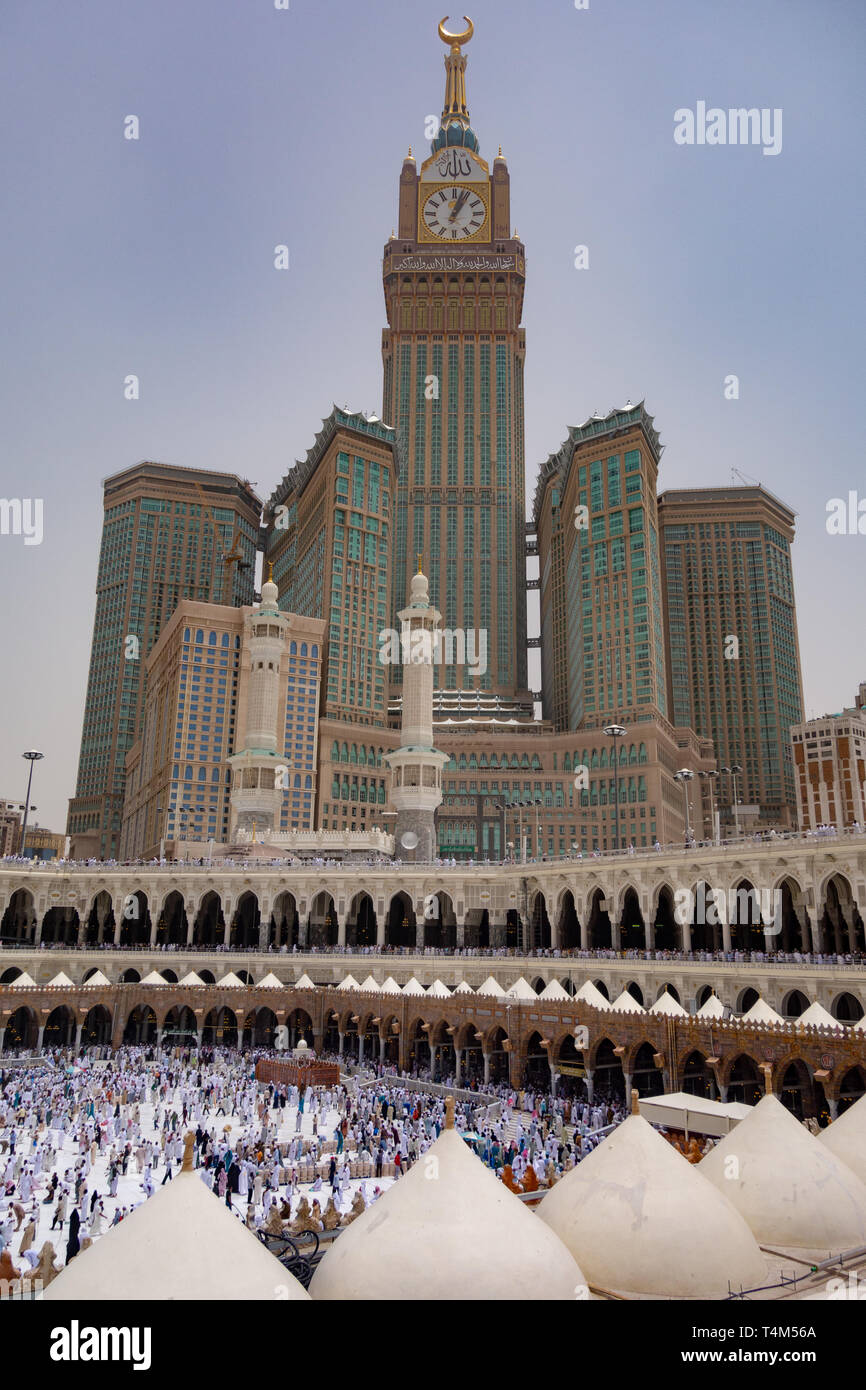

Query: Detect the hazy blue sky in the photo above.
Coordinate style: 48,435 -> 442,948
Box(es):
1,0 -> 864,834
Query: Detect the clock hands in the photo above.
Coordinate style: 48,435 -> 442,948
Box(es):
449,188 -> 471,223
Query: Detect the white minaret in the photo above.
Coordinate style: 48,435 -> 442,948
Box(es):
385,566 -> 449,861
228,569 -> 288,841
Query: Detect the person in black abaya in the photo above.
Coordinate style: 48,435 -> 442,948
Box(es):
66,1207 -> 81,1264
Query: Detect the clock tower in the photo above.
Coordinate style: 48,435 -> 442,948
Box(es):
382,17 -> 531,712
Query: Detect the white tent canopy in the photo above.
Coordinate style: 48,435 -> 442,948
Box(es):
401,977 -> 425,996
610,989 -> 645,1014
9,971 -> 36,988
505,976 -> 537,1001
649,990 -> 688,1018
141,970 -> 168,986
741,997 -> 783,1025
216,971 -> 245,988
574,980 -> 609,1010
453,980 -> 475,995
47,971 -> 75,988
539,980 -> 570,1001
83,970 -> 111,987
637,1091 -> 752,1138
476,976 -> 506,997
256,972 -> 283,989
179,971 -> 204,987
336,974 -> 360,991
294,974 -> 316,990
359,975 -> 381,993
796,1000 -> 842,1030
426,979 -> 452,998
380,977 -> 402,995
696,992 -> 726,1019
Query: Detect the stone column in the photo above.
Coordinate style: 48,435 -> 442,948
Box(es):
722,919 -> 732,954
149,910 -> 159,947
828,1097 -> 839,1121
37,1024 -> 46,1051
73,1021 -> 83,1051
455,917 -> 465,949
258,919 -> 269,952
579,913 -> 589,951
415,915 -> 425,951
483,1052 -> 491,1086
623,1070 -> 632,1098
376,911 -> 385,948
379,1034 -> 386,1064
337,1032 -> 345,1056
298,918 -> 309,949
338,914 -> 347,948
680,919 -> 692,954
454,1048 -> 462,1086
358,1034 -> 365,1065
112,898 -> 125,946
583,1068 -> 595,1102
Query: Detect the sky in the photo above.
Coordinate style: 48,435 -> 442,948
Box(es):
1,0 -> 864,834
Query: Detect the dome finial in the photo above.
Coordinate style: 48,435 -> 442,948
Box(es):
438,15 -> 474,128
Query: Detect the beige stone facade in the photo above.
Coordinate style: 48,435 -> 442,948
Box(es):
791,686 -> 866,831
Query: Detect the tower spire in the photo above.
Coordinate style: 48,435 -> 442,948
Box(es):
438,15 -> 474,126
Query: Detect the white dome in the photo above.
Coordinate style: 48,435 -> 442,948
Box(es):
796,1001 -> 842,1030
505,976 -> 537,1001
741,997 -> 783,1025
295,1039 -> 309,1052
260,577 -> 279,607
539,980 -> 570,1001
537,1111 -> 766,1298
310,1112 -> 588,1301
699,1094 -> 866,1256
819,1093 -> 866,1184
610,989 -> 645,1014
43,1154 -> 309,1302
574,980 -> 609,1010
649,990 -> 688,1017
696,992 -> 726,1019
476,976 -> 506,997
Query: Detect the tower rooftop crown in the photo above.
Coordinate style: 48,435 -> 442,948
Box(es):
432,15 -> 480,154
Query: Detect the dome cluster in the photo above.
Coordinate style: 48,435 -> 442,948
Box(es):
41,1093 -> 866,1302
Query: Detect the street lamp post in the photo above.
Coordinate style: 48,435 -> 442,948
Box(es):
699,770 -> 720,846
721,764 -> 743,839
603,724 -> 627,852
674,769 -> 695,847
19,750 -> 44,858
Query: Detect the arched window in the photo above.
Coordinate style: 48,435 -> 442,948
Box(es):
311,644 -> 318,658
208,631 -> 217,646
304,775 -> 312,789
331,742 -> 340,761
183,627 -> 190,641
198,767 -> 207,781
350,744 -> 358,764
590,749 -> 599,769
290,641 -> 297,655
195,630 -> 204,644
563,753 -> 572,772
341,743 -> 349,762
301,643 -> 308,657
211,767 -> 220,783
600,747 -> 609,768
639,743 -> 648,763
294,774 -> 301,788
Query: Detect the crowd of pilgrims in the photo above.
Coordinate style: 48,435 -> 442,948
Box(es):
0,1046 -> 627,1281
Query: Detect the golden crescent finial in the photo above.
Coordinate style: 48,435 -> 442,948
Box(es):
438,15 -> 474,46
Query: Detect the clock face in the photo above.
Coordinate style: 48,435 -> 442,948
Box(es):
421,185 -> 487,241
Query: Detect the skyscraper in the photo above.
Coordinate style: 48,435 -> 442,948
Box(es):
537,404 -> 668,732
382,19 -> 530,708
68,462 -> 261,859
658,485 -> 804,826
